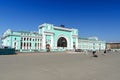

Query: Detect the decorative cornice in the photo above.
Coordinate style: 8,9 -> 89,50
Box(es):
54,26 -> 73,31
44,31 -> 54,34
72,35 -> 78,37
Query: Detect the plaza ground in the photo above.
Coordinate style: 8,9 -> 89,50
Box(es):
0,51 -> 120,80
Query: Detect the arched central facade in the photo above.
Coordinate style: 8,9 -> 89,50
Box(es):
57,37 -> 67,47
39,23 -> 78,51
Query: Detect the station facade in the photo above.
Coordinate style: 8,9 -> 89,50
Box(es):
1,23 -> 106,52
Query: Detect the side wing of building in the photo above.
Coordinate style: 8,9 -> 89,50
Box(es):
78,37 -> 106,51
2,29 -> 42,52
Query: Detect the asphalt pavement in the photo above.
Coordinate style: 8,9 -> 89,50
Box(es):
0,51 -> 120,80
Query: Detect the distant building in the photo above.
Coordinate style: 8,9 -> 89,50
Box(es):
106,43 -> 120,50
1,23 -> 106,52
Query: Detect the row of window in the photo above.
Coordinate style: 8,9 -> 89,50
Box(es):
21,33 -> 40,36
21,37 -> 42,41
79,45 -> 104,49
20,42 -> 42,46
20,42 -> 42,49
14,37 -> 42,42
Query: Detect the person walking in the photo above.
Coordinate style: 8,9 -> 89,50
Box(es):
92,49 -> 98,57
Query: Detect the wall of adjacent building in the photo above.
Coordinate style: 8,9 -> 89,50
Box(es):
106,43 -> 120,49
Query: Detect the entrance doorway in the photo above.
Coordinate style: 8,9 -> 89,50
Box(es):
73,45 -> 76,49
57,37 -> 67,48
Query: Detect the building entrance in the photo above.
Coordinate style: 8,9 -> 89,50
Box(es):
57,37 -> 67,48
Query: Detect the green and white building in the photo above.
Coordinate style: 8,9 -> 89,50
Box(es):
1,23 -> 106,52
78,37 -> 106,51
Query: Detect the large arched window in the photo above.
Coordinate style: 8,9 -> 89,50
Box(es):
57,37 -> 67,47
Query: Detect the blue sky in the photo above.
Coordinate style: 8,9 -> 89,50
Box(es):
0,0 -> 120,43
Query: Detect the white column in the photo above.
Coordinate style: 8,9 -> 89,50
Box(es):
67,38 -> 70,49
22,42 -> 24,49
51,35 -> 53,49
24,42 -> 25,50
76,37 -> 78,49
42,34 -> 46,49
16,42 -> 17,49
71,34 -> 73,49
25,42 -> 27,49
42,27 -> 46,49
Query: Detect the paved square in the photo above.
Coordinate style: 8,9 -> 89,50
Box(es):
0,52 -> 120,80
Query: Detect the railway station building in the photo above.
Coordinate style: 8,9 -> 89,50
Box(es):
1,23 -> 106,52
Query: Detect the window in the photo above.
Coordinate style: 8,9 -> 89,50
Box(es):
35,43 -> 37,47
27,38 -> 29,41
24,38 -> 26,41
20,42 -> 22,49
30,38 -> 31,41
21,38 -> 23,41
30,43 -> 31,47
27,43 -> 28,49
38,43 -> 39,48
24,42 -> 26,47
40,43 -> 42,48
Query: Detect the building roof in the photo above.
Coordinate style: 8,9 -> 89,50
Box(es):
39,23 -> 77,32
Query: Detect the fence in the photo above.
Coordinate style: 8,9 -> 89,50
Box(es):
0,48 -> 16,55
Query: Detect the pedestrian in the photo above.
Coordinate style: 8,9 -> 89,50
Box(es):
92,50 -> 98,57
104,49 -> 106,54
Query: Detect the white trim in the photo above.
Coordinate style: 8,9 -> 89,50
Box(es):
44,32 -> 54,35
38,23 -> 46,28
72,35 -> 78,37
76,38 -> 78,49
21,35 -> 42,38
44,31 -> 54,34
54,26 -> 73,31
71,32 -> 73,49
51,35 -> 53,49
